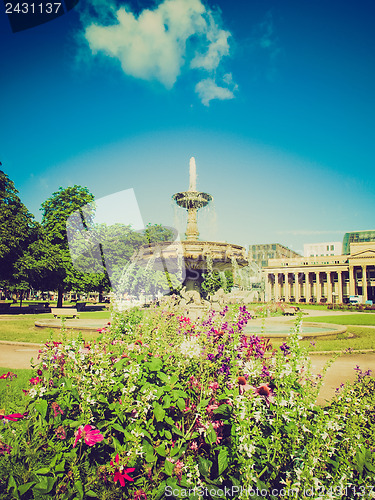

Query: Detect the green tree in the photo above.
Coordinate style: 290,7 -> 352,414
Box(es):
39,185 -> 96,307
201,270 -> 223,296
0,169 -> 38,286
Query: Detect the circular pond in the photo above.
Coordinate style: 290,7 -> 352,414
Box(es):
243,322 -> 347,339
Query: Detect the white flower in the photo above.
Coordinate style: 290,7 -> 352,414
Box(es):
243,359 -> 261,377
39,387 -> 47,397
180,338 -> 201,358
29,388 -> 37,398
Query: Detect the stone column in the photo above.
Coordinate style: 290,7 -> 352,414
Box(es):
274,273 -> 280,301
265,274 -> 271,301
362,265 -> 368,302
284,273 -> 290,302
327,271 -> 333,303
305,272 -> 310,303
295,273 -> 300,302
316,272 -> 321,303
338,271 -> 343,303
349,266 -> 356,296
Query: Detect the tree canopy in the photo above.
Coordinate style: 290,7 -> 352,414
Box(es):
0,170 -> 38,284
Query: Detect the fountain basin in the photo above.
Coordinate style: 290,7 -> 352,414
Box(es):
243,321 -> 347,339
133,240 -> 248,272
173,191 -> 212,209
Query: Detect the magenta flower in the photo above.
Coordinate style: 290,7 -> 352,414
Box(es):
0,412 -> 27,422
110,454 -> 135,486
73,424 -> 104,448
51,402 -> 64,418
0,372 -> 17,380
29,377 -> 41,385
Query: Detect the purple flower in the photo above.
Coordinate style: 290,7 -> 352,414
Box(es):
280,343 -> 291,356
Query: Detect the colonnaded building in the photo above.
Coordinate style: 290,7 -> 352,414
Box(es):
264,237 -> 375,304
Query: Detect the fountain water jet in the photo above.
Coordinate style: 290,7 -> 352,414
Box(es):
131,157 -> 248,301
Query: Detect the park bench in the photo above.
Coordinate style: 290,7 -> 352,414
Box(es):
28,302 -> 50,313
0,302 -> 11,312
51,308 -> 79,319
283,307 -> 298,316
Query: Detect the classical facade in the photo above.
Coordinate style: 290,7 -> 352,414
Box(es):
264,242 -> 375,303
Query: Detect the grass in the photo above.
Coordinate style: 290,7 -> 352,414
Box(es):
308,314 -> 375,326
0,314 -> 106,344
271,325 -> 375,353
0,367 -> 33,414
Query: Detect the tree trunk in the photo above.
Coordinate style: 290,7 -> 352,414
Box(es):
57,288 -> 63,308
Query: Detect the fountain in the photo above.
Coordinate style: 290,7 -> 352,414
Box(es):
131,157 -> 248,308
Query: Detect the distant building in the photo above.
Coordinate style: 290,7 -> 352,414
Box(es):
249,243 -> 301,268
264,242 -> 375,304
304,241 -> 342,257
343,230 -> 375,255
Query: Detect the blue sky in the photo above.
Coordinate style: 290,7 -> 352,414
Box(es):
1,0 -> 375,254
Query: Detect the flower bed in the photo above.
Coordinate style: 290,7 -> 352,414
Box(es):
0,306 -> 374,499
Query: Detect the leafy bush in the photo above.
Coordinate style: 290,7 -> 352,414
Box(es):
0,307 -> 374,499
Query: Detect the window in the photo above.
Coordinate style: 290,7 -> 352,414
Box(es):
327,245 -> 329,251
330,245 -> 334,251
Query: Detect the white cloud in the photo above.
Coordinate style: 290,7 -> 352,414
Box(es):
82,0 -> 236,103
190,12 -> 230,71
195,77 -> 236,106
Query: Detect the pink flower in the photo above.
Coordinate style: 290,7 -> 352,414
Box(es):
134,490 -> 147,500
73,424 -> 104,448
29,377 -> 41,385
55,426 -> 66,440
190,441 -> 198,451
51,402 -> 64,418
110,454 -> 135,486
208,382 -> 219,391
0,372 -> 17,380
0,412 -> 27,422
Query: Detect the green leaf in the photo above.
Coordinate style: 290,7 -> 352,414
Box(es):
206,423 -> 217,446
164,430 -> 172,440
163,395 -> 171,408
176,398 -> 186,411
33,476 -> 56,494
86,491 -> 98,498
147,357 -> 163,372
206,486 -> 226,500
155,480 -> 167,500
7,475 -> 19,499
18,482 -> 36,495
111,423 -> 126,433
164,459 -> 175,476
154,403 -> 166,422
35,467 -> 50,475
75,479 -> 84,500
156,443 -> 167,457
217,448 -> 229,476
35,399 -> 48,419
213,404 -> 232,419
158,372 -> 170,383
198,456 -> 212,477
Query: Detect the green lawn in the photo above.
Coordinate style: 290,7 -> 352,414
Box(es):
0,367 -> 33,414
309,314 -> 375,326
271,325 -> 375,353
0,314 -> 106,344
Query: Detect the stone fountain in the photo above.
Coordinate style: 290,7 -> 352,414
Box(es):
131,158 -> 248,308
